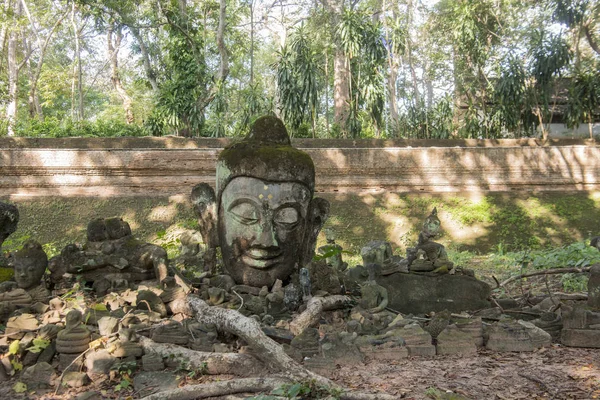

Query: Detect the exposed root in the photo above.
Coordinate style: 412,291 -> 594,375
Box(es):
139,377 -> 290,400
289,295 -> 352,336
138,336 -> 264,376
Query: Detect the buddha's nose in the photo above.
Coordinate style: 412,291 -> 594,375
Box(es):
256,220 -> 278,248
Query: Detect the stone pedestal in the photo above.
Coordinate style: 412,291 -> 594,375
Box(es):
377,272 -> 490,314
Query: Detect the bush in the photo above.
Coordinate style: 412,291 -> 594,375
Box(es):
13,118 -> 146,138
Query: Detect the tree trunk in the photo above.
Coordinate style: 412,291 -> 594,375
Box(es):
584,24 -> 600,56
324,49 -> 330,137
6,0 -> 21,136
25,6 -> 67,121
217,0 -> 229,81
250,0 -> 254,86
107,24 -> 134,124
23,37 -> 42,119
0,0 -> 9,60
406,0 -> 420,105
334,51 -> 350,136
323,0 -> 350,137
129,27 -> 158,91
382,3 -> 398,132
71,3 -> 84,120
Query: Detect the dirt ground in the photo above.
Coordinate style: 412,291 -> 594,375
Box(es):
0,345 -> 598,400
335,346 -> 600,399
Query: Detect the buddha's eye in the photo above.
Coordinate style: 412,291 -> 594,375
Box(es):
274,207 -> 299,226
229,202 -> 259,225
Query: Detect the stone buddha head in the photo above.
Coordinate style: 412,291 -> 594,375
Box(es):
213,116 -> 329,287
13,240 -> 48,290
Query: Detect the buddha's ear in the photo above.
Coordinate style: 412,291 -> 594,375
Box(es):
300,197 -> 330,268
190,183 -> 218,247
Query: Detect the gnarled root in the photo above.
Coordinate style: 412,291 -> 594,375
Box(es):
289,295 -> 352,336
138,336 -> 264,376
139,377 -> 290,400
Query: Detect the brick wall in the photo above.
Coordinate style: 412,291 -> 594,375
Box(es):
1,138 -> 599,197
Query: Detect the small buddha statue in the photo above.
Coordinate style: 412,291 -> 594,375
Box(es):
407,208 -> 453,273
56,309 -> 91,354
360,264 -> 389,314
266,286 -> 289,319
318,229 -> 348,272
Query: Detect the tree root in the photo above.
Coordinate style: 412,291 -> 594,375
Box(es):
187,295 -> 328,385
184,295 -> 396,399
138,336 -> 264,376
139,377 -> 290,400
289,295 -> 352,336
138,375 -> 398,400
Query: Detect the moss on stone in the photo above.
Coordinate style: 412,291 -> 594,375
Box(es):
0,267 -> 14,282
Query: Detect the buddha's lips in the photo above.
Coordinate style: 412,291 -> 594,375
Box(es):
241,248 -> 283,269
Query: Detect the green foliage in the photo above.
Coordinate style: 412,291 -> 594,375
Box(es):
276,25 -> 319,135
12,382 -> 27,394
528,241 -> 600,270
0,268 -> 15,283
26,338 -> 51,354
175,359 -> 208,380
12,117 -> 145,138
395,96 -> 454,138
313,245 -> 353,262
565,66 -> 600,133
146,6 -> 209,137
111,360 -> 138,392
561,273 -> 589,292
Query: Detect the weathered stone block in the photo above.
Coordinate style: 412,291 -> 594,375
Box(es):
22,362 -> 55,389
436,325 -> 477,356
485,320 -> 551,352
360,344 -> 409,360
561,329 -> 600,348
85,349 -> 117,377
407,344 -> 437,356
377,272 -> 490,314
63,371 -> 90,388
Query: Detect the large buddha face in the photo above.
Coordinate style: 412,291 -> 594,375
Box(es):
218,177 -> 312,287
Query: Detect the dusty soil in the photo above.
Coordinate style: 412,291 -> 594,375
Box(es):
0,346 -> 598,399
336,346 -> 600,399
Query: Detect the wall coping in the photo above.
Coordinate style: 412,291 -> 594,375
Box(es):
0,137 -> 597,149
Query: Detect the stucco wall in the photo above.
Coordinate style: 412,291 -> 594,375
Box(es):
1,137 -> 599,197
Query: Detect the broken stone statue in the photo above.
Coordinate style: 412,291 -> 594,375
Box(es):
48,217 -> 169,292
0,239 -> 50,320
